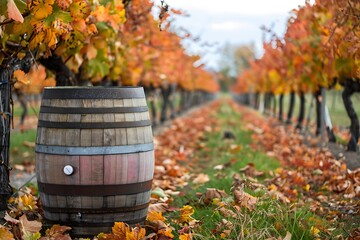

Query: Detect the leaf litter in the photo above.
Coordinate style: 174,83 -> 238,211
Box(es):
2,99 -> 360,239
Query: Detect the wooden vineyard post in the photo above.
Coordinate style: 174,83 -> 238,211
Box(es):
0,54 -> 32,220
0,71 -> 12,221
320,87 -> 326,144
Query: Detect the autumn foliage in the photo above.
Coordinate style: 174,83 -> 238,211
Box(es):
1,0 -> 218,92
234,0 -> 359,95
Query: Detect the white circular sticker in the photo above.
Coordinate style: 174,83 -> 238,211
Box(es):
63,165 -> 74,176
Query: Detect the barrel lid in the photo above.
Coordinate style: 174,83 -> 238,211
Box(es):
42,87 -> 145,99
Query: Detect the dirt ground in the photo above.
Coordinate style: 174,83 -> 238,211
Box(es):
327,142 -> 360,170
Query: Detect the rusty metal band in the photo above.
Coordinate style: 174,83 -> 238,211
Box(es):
40,106 -> 148,114
35,142 -> 154,155
43,202 -> 149,214
37,180 -> 152,196
37,119 -> 151,129
40,106 -> 149,114
42,87 -> 145,99
45,216 -> 146,228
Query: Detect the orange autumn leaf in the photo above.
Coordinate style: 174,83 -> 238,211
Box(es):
14,65 -> 53,94
13,70 -> 29,85
0,226 -> 14,239
72,19 -> 88,34
157,228 -> 174,238
179,233 -> 191,240
31,0 -> 54,20
125,226 -> 146,240
147,211 -> 166,223
42,77 -> 56,88
112,222 -> 130,238
97,233 -> 118,240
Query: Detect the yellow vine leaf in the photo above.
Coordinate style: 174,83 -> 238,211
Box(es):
29,31 -> 45,49
69,0 -> 91,20
0,226 -> 14,239
17,194 -> 38,211
7,0 -> 24,23
31,0 -> 55,20
178,205 -> 195,224
310,226 -> 320,237
147,211 -> 166,223
44,28 -> 57,47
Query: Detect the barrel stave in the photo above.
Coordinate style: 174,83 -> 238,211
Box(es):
35,87 -> 153,237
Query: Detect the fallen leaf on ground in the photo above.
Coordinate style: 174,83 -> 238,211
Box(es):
193,173 -> 210,184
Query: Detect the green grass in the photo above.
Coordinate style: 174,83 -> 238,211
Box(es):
280,90 -> 360,127
165,100 -> 337,239
10,129 -> 37,165
12,102 -> 40,117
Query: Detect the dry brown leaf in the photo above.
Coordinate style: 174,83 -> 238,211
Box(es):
19,215 -> 42,233
193,173 -> 210,184
218,207 -> 237,218
7,0 -> 24,22
148,203 -> 168,213
202,188 -> 227,204
283,231 -> 292,240
42,224 -> 72,239
4,212 -> 20,224
23,141 -> 36,148
268,190 -> 291,204
239,163 -> 264,177
233,187 -> 257,210
229,144 -> 242,154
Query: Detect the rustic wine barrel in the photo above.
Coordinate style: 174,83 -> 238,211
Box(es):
35,87 -> 154,237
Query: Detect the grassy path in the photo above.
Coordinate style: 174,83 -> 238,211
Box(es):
151,97 -> 359,239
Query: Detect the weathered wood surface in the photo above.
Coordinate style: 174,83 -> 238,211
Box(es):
35,87 -> 154,237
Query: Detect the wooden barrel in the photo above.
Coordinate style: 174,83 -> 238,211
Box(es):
35,87 -> 154,237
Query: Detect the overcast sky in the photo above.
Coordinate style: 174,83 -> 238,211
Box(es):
154,0 -> 311,70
